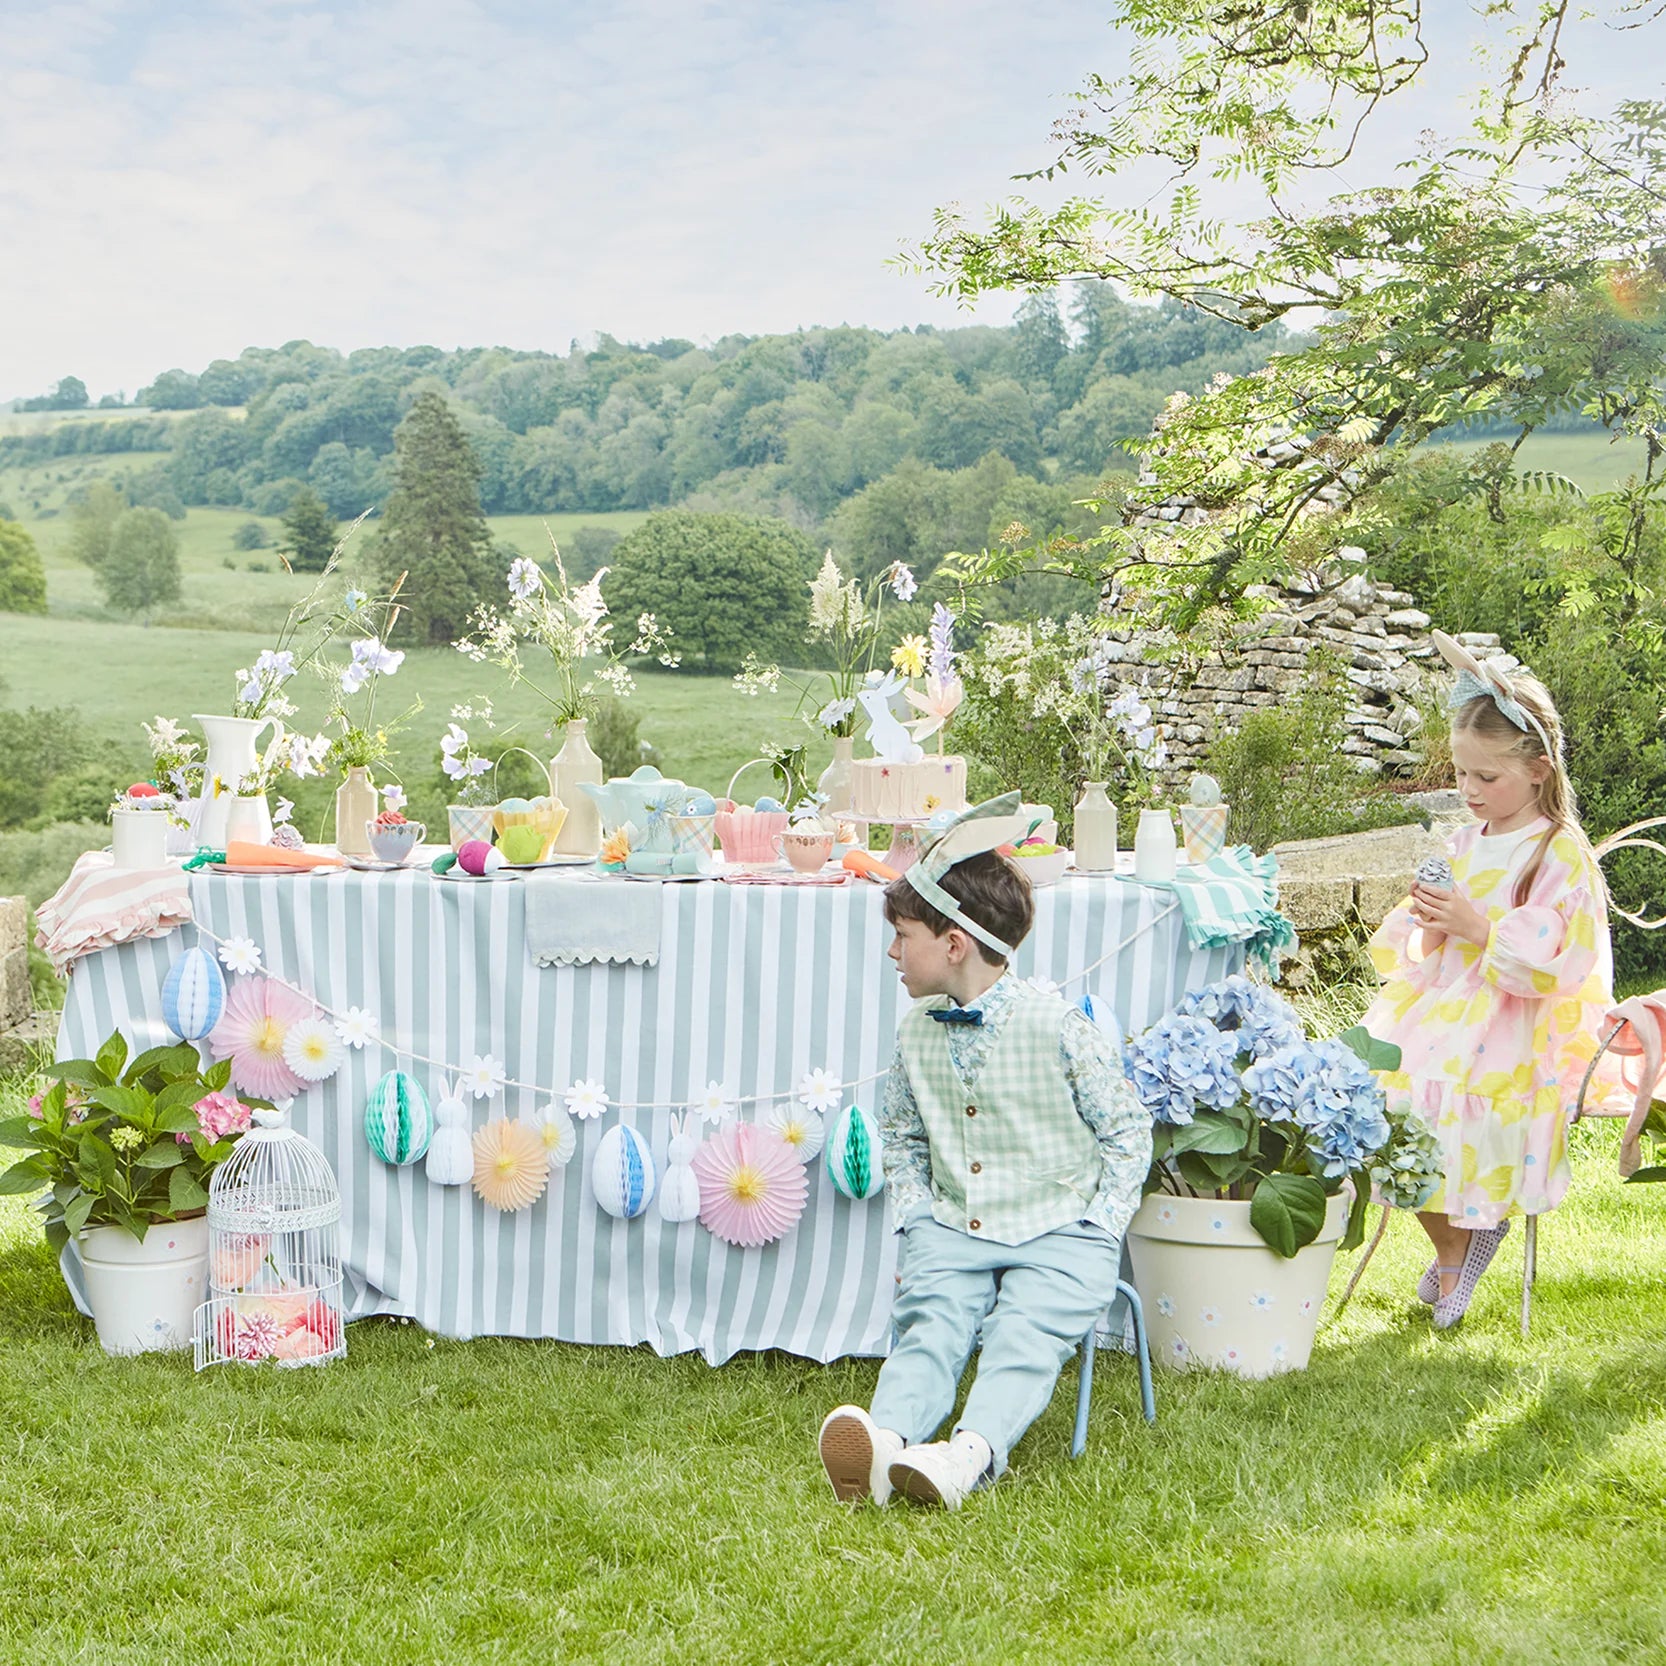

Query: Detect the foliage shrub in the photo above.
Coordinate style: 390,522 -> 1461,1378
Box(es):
232,519 -> 270,550
0,521 -> 48,615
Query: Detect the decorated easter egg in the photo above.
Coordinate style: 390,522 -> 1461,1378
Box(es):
457,839 -> 493,875
753,796 -> 784,813
498,825 -> 544,864
431,850 -> 458,875
161,945 -> 226,1041
685,790 -> 717,816
364,1069 -> 432,1164
591,1123 -> 656,1219
825,1104 -> 884,1200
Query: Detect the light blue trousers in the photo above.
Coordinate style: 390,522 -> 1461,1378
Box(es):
868,1216 -> 1124,1475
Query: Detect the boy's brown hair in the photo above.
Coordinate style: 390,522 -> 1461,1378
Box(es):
881,851 -> 1034,966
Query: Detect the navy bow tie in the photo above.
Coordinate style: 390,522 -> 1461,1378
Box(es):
929,1006 -> 985,1026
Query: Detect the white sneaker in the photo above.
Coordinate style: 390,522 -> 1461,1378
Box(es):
818,1406 -> 905,1505
887,1432 -> 991,1511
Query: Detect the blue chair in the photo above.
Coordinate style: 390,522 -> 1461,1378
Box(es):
1071,1278 -> 1156,1457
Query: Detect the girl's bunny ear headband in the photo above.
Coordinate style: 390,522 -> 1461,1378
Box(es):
1430,629 -> 1558,757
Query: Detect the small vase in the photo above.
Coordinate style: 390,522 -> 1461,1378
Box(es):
550,719 -> 603,857
448,804 -> 497,851
1073,782 -> 1118,872
193,713 -> 269,848
223,793 -> 273,849
335,767 -> 377,857
1133,807 -> 1178,883
817,736 -> 856,815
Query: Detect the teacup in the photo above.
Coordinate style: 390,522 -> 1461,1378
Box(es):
774,830 -> 834,874
365,820 -> 426,865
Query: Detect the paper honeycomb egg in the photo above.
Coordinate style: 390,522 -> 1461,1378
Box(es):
161,945 -> 226,1041
825,1103 -> 884,1200
591,1123 -> 656,1219
364,1070 -> 432,1165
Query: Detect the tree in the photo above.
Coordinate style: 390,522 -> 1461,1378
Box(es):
374,391 -> 499,643
604,510 -> 818,671
905,1 -> 1666,631
67,480 -> 129,569
232,520 -> 270,551
98,507 -> 182,616
0,520 -> 48,614
138,369 -> 203,410
277,486 -> 338,573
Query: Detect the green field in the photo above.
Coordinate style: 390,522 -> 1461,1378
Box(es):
1427,431 -> 1654,493
1,1112 -> 1662,1664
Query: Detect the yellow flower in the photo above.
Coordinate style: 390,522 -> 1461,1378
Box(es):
891,636 -> 927,679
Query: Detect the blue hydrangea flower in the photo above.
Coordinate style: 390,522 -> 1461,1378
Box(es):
1244,1038 -> 1391,1176
1126,1014 -> 1243,1126
1176,975 -> 1304,1060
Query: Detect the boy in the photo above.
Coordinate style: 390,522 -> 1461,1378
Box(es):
819,793 -> 1151,1510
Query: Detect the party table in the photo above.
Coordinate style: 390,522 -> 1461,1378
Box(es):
55,864 -> 1240,1363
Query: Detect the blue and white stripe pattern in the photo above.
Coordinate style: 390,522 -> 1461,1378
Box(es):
159,944 -> 225,1041
56,868 -> 1238,1362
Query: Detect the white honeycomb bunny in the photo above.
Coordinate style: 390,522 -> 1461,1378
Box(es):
658,1113 -> 702,1223
424,1077 -> 474,1187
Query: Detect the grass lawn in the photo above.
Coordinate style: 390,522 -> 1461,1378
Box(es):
1,1093 -> 1662,1665
1427,430 -> 1653,493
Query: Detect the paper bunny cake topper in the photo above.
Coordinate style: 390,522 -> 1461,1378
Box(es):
1430,629 -> 1558,758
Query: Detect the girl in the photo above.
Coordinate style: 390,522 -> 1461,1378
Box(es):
1363,633 -> 1615,1329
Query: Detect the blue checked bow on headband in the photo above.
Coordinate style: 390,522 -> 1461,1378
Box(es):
1430,629 -> 1558,757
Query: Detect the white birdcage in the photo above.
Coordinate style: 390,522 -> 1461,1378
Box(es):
192,1105 -> 346,1371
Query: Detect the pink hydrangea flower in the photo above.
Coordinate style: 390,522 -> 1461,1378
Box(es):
178,1090 -> 252,1146
26,1092 -> 44,1120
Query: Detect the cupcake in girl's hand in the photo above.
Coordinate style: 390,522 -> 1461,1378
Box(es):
1415,854 -> 1453,894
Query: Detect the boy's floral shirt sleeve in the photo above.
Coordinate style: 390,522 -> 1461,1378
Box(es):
1060,1007 -> 1152,1244
878,1039 -> 934,1228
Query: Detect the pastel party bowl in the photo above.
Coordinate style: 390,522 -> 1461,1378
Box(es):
714,807 -> 791,864
1011,847 -> 1072,887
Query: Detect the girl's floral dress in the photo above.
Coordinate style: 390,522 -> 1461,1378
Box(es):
1364,817 -> 1616,1227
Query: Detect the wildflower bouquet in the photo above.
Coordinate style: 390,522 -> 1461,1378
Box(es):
440,704 -> 497,807
142,716 -> 203,801
733,552 -> 921,740
1124,975 -> 1435,1256
319,580 -> 421,774
456,536 -> 676,726
0,1030 -> 254,1250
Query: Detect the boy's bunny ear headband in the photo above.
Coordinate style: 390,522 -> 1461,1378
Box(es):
904,791 -> 1023,960
1430,629 -> 1558,757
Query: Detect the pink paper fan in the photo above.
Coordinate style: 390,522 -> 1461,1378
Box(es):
208,976 -> 313,1101
692,1121 -> 809,1247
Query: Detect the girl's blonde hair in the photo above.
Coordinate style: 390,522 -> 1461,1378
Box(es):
1451,674 -> 1596,906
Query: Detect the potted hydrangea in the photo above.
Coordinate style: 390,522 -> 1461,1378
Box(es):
0,1031 -> 254,1355
1122,976 -> 1438,1378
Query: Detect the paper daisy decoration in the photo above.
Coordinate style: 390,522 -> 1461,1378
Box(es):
462,1053 -> 507,1100
763,1101 -> 825,1165
689,1081 -> 735,1127
565,1078 -> 610,1121
282,1016 -> 346,1083
217,937 -> 262,976
334,1007 -> 379,1050
471,1118 -> 550,1212
692,1122 -> 809,1247
208,977 -> 313,1101
798,1067 -> 842,1116
532,1101 -> 577,1167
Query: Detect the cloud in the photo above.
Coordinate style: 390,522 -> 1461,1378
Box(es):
0,1 -> 1651,400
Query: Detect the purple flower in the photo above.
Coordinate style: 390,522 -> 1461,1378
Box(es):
928,603 -> 956,687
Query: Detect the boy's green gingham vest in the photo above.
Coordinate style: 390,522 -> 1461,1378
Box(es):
898,989 -> 1101,1245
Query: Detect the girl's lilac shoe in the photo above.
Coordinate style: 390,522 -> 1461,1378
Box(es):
1432,1221 -> 1512,1330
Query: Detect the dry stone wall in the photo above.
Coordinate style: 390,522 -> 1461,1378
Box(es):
1096,556 -> 1525,778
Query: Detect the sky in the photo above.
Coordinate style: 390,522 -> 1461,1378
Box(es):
0,1 -> 1657,403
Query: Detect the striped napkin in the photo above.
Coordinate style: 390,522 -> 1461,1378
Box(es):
35,851 -> 193,974
1142,846 -> 1298,975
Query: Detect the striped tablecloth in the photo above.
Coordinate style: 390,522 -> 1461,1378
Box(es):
56,866 -> 1239,1363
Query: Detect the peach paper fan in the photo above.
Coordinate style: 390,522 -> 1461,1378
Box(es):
692,1121 -> 808,1247
472,1118 -> 550,1212
208,976 -> 313,1101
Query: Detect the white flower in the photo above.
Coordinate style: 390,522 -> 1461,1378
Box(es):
690,1081 -> 735,1126
463,1054 -> 507,1100
507,558 -> 542,602
565,1078 -> 610,1120
1199,1306 -> 1220,1327
817,697 -> 856,730
333,1007 -> 378,1049
148,716 -> 185,746
340,661 -> 370,696
283,1017 -> 346,1083
273,797 -> 295,826
239,678 -> 264,706
1249,1290 -> 1276,1311
888,562 -> 918,602
1156,1294 -> 1175,1318
345,589 -> 368,613
798,1066 -> 842,1116
254,649 -> 296,682
217,937 -> 262,975
381,784 -> 406,813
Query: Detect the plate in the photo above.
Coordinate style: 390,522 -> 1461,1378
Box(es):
617,869 -> 710,883
431,865 -> 524,883
205,862 -> 344,877
499,853 -> 597,871
341,854 -> 422,873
